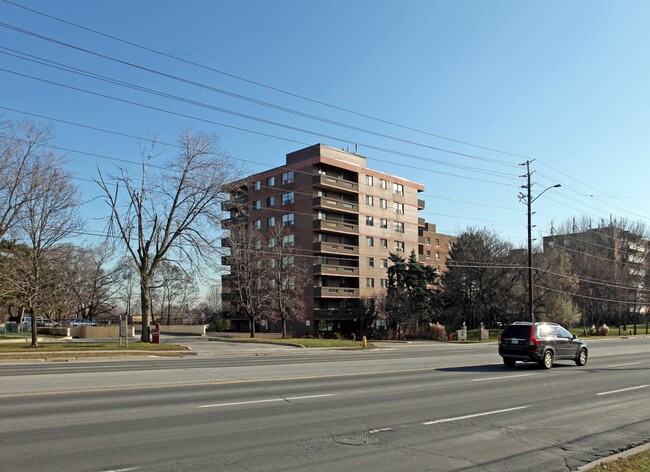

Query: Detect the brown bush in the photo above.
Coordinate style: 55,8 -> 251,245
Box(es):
588,325 -> 597,336
430,322 -> 447,341
598,324 -> 610,336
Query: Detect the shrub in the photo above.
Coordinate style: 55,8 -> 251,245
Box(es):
430,322 -> 447,341
588,325 -> 597,336
598,324 -> 610,336
209,319 -> 231,332
332,332 -> 342,340
349,333 -> 356,341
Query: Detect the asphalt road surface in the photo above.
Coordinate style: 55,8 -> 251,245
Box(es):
0,337 -> 648,471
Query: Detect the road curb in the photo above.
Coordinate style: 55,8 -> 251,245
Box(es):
577,440 -> 650,471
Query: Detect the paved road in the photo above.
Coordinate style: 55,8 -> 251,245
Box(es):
0,337 -> 648,471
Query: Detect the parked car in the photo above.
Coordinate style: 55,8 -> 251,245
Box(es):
36,318 -> 59,327
68,318 -> 97,326
498,321 -> 588,369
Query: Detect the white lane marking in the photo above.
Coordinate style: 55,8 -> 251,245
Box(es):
368,428 -> 393,434
198,393 -> 335,408
471,374 -> 534,382
423,405 -> 531,425
596,385 -> 648,396
606,362 -> 642,368
101,468 -> 140,472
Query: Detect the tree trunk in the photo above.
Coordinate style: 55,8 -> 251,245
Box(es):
140,278 -> 151,343
249,318 -> 256,338
28,306 -> 38,348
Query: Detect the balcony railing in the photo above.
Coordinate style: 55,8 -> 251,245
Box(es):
313,197 -> 359,214
313,219 -> 359,234
418,199 -> 425,210
313,241 -> 359,255
313,174 -> 359,193
418,217 -> 426,227
313,309 -> 358,320
314,264 -> 359,276
313,287 -> 360,298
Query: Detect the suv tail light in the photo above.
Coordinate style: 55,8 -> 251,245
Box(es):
529,325 -> 539,348
498,335 -> 502,344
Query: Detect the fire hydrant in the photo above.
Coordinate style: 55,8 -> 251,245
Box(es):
362,336 -> 367,348
151,323 -> 161,344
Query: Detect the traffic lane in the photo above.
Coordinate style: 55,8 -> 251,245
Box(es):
0,350 -> 648,470
0,338 -> 648,397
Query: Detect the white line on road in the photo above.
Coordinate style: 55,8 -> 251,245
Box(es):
198,393 -> 335,408
368,428 -> 393,434
605,362 -> 643,368
423,405 -> 531,425
596,385 -> 648,396
100,468 -> 140,472
471,374 -> 534,382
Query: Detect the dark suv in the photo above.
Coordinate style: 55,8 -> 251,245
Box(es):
498,322 -> 588,369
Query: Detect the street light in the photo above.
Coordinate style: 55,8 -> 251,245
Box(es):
520,161 -> 561,323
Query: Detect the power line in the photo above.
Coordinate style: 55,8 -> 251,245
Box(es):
1,0 -> 532,161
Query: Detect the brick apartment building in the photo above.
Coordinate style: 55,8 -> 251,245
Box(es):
221,144 -> 455,336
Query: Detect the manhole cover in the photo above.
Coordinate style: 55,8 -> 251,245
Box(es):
333,434 -> 378,446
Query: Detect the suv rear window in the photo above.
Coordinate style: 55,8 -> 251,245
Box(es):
502,325 -> 531,338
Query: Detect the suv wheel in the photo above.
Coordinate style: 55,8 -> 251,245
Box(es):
575,348 -> 588,366
503,358 -> 516,368
541,350 -> 554,369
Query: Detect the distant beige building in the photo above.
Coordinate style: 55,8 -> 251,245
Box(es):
221,144 -> 454,336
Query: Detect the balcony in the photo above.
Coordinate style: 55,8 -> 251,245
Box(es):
418,199 -> 425,210
418,236 -> 425,244
313,287 -> 360,298
221,215 -> 247,228
313,219 -> 359,234
313,309 -> 358,320
418,217 -> 426,227
313,174 -> 358,193
221,196 -> 247,211
314,264 -> 359,276
313,197 -> 359,214
314,241 -> 359,255
221,237 -> 231,247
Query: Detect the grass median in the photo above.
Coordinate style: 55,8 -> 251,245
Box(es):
588,446 -> 650,471
220,337 -> 374,349
0,341 -> 192,359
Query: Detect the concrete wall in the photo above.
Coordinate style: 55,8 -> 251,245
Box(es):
70,326 -> 136,339
133,325 -> 207,336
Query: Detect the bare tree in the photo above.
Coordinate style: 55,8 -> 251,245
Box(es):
265,225 -> 310,337
223,222 -> 269,338
153,261 -> 196,325
115,256 -> 138,321
7,153 -> 84,346
97,130 -> 240,342
0,118 -> 54,240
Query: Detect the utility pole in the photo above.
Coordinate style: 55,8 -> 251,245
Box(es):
519,160 -> 561,323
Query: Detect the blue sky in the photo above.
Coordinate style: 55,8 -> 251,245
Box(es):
1,0 -> 649,249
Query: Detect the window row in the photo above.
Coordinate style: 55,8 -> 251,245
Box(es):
252,192 -> 295,210
365,237 -> 405,252
366,278 -> 389,288
364,217 -> 405,233
252,171 -> 295,191
253,213 -> 295,230
363,196 -> 405,214
364,176 -> 404,196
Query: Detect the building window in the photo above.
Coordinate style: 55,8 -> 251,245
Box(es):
267,216 -> 275,227
394,221 -> 404,233
366,278 -> 375,288
282,256 -> 295,269
267,196 -> 275,207
281,171 -> 294,185
425,237 -> 430,245
394,202 -> 404,214
253,200 -> 261,210
393,183 -> 404,196
379,179 -> 387,190
426,250 -> 431,259
366,216 -> 374,226
253,220 -> 261,230
380,218 -> 388,229
268,237 -> 276,247
435,252 -> 440,260
380,199 -> 387,209
381,258 -> 388,268
380,279 -> 388,289
253,180 -> 261,191
366,236 -> 374,247
380,238 -> 388,249
367,257 -> 374,267
366,175 -> 374,186
281,213 -> 294,226
395,241 -> 404,252
281,192 -> 294,205
366,195 -> 373,206
282,234 -> 295,247
267,176 -> 275,187
435,238 -> 440,247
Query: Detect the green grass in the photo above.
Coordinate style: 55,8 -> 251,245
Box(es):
224,337 -> 374,349
0,342 -> 189,352
589,447 -> 650,472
